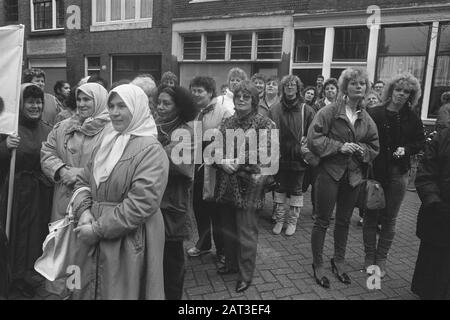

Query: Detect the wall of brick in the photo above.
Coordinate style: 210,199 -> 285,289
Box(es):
174,0 -> 302,19
66,0 -> 173,86
174,0 -> 450,19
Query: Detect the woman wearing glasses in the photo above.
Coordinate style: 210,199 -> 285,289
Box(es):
215,80 -> 276,293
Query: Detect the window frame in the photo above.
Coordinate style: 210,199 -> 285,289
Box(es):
85,56 -> 102,77
91,0 -> 153,30
30,0 -> 65,32
294,28 -> 326,63
180,29 -> 283,62
332,26 -> 370,62
374,23 -> 432,89
427,21 -> 450,119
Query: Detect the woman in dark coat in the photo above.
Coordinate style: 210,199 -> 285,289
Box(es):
365,73 -> 425,276
156,85 -> 198,300
215,80 -> 276,293
0,84 -> 53,298
411,128 -> 450,300
268,75 -> 315,236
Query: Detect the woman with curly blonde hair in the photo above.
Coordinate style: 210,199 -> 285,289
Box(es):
365,72 -> 425,277
307,67 -> 379,288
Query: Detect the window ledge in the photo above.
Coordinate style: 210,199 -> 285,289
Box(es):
90,20 -> 152,32
29,29 -> 65,37
189,0 -> 222,3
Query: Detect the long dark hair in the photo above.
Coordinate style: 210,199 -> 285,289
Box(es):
0,96 -> 4,114
157,85 -> 198,122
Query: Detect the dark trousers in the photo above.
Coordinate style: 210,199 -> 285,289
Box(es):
193,177 -> 224,254
311,168 -> 361,267
220,203 -> 260,283
363,166 -> 408,266
275,169 -> 304,196
163,240 -> 185,300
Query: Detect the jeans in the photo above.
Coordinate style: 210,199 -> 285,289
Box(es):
219,203 -> 260,283
363,166 -> 408,267
311,168 -> 361,268
275,170 -> 304,196
163,240 -> 185,300
193,172 -> 224,255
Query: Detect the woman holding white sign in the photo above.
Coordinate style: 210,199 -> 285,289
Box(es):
0,84 -> 53,298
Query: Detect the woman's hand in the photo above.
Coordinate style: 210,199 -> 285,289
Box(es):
340,142 -> 360,155
6,134 -> 20,150
393,147 -> 405,159
60,167 -> 81,186
74,224 -> 99,246
221,163 -> 238,175
77,209 -> 95,227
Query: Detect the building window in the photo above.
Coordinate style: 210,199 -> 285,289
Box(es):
5,0 -> 19,21
293,68 -> 323,87
86,57 -> 102,77
92,0 -> 153,25
112,55 -> 161,83
294,29 -> 325,63
183,35 -> 202,60
230,33 -> 252,60
257,30 -> 283,60
206,34 -> 226,60
333,27 -> 369,61
30,0 -> 65,31
376,24 -> 430,85
429,22 -> 450,118
181,29 -> 283,61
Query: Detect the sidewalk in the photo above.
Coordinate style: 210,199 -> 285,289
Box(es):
12,189 -> 421,300
182,190 -> 421,300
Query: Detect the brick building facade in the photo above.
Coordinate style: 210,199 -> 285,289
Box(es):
0,0 -> 173,93
66,0 -> 173,88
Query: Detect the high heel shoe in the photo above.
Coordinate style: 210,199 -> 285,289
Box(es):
312,264 -> 330,289
330,258 -> 351,285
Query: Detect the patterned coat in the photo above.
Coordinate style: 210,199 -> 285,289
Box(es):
214,110 -> 276,210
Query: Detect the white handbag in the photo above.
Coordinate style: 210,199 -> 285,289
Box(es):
34,187 -> 91,281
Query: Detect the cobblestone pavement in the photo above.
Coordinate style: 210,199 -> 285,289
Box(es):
11,189 -> 421,300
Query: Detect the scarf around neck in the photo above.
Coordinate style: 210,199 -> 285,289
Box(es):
93,84 -> 157,187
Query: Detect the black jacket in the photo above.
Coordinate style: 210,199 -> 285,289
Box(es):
368,103 -> 425,184
415,128 -> 450,246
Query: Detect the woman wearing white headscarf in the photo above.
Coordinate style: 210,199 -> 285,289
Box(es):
41,82 -> 111,296
71,84 -> 168,300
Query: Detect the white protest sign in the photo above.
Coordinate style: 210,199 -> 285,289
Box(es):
0,25 -> 24,135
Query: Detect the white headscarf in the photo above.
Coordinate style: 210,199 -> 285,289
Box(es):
93,84 -> 157,187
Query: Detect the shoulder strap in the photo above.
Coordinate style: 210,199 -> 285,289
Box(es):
301,103 -> 305,139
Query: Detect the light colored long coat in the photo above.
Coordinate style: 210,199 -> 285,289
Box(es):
41,118 -> 107,222
72,135 -> 169,300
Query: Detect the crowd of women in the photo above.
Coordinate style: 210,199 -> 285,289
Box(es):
0,65 -> 449,300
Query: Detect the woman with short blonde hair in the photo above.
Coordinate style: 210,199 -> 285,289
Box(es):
308,67 -> 379,288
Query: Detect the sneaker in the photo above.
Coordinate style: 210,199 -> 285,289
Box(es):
187,247 -> 210,257
272,222 -> 283,235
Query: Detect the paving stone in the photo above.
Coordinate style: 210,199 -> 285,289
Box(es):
186,285 -> 214,296
203,291 -> 231,300
273,287 -> 300,298
29,190 -> 422,301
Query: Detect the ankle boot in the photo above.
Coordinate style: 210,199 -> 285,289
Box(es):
272,192 -> 286,235
285,195 -> 302,236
